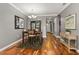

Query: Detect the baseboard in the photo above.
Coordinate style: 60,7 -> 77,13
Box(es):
0,39 -> 21,51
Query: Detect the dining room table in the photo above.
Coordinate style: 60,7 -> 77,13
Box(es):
22,30 -> 43,49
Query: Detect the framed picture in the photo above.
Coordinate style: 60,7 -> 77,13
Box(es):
65,14 -> 76,29
15,15 -> 24,29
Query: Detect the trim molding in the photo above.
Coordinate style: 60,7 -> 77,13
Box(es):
8,3 -> 25,16
58,3 -> 71,14
8,3 -> 71,16
36,14 -> 57,16
0,39 -> 21,51
8,3 -> 57,16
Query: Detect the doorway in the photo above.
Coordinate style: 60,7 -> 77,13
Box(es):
46,17 -> 55,34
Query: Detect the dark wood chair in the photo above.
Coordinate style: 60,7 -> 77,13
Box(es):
22,31 -> 28,44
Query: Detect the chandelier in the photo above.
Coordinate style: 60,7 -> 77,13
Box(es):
28,15 -> 37,19
28,9 -> 37,19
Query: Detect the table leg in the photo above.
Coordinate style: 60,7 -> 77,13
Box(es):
22,32 -> 24,44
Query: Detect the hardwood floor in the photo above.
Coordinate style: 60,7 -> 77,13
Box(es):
0,32 -> 78,55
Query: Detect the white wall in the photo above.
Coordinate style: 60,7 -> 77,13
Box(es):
41,16 -> 46,38
0,3 -> 27,49
46,23 -> 51,32
53,16 -> 60,36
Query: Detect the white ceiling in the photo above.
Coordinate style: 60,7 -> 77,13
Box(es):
9,3 -> 70,16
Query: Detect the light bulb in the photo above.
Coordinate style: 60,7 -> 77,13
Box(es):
28,15 -> 37,18
28,16 -> 32,18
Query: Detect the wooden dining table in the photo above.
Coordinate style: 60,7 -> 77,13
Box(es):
22,30 -> 42,48
28,34 -> 36,46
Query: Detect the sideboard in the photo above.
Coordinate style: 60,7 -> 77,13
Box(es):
60,32 -> 78,52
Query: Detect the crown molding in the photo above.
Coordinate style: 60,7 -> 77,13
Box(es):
36,14 -> 57,16
8,3 -> 57,17
8,3 -> 25,16
26,14 -> 58,17
58,3 -> 71,15
8,3 -> 71,17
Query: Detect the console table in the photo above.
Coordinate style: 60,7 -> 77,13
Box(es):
60,32 -> 78,52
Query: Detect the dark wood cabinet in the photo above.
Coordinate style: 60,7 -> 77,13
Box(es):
30,21 -> 41,31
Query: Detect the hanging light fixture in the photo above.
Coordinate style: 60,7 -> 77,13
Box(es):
28,15 -> 37,18
28,9 -> 37,19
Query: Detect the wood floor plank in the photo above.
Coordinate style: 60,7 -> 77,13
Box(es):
0,32 -> 78,55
